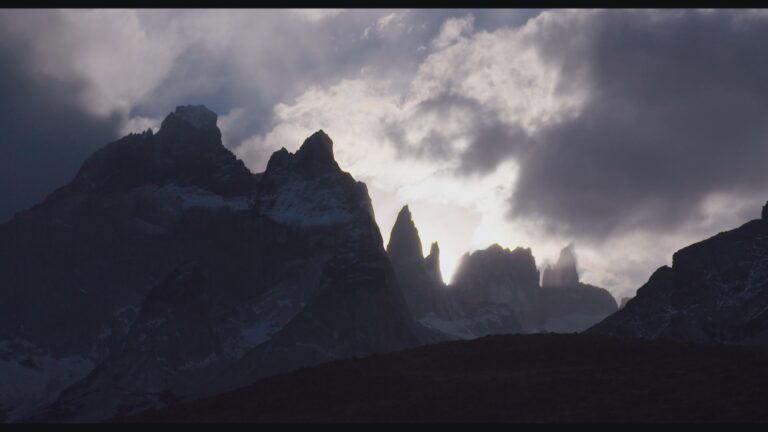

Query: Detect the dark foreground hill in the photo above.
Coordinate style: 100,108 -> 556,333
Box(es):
120,333 -> 768,423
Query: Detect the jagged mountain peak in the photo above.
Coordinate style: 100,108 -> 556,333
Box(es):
49,104 -> 256,199
294,130 -> 339,173
300,129 -> 333,153
475,243 -> 532,259
397,204 -> 412,221
425,242 -> 442,284
428,241 -> 439,257
454,244 -> 537,282
387,204 -> 423,262
2,117 -> 426,422
264,147 -> 292,172
263,131 -> 341,177
165,105 -> 218,130
541,243 -> 580,288
557,242 -> 578,269
486,243 -> 505,253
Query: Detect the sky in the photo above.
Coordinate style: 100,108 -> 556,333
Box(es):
2,9 -> 768,300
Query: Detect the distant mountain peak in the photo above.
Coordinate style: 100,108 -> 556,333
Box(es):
487,243 -> 505,253
557,243 -> 578,273
425,242 -> 442,284
263,130 -> 341,177
541,243 -> 580,288
294,130 -> 339,173
168,105 -> 218,130
428,241 -> 439,256
454,244 -> 537,282
387,205 -> 423,262
395,205 -> 412,223
50,103 -> 257,199
264,147 -> 292,172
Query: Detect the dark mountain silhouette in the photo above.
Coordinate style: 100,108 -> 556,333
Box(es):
9,102 -> 755,424
541,243 -> 579,288
0,106 -> 431,422
120,333 -> 768,423
424,242 -> 442,283
386,207 -> 536,338
386,206 -> 444,318
540,244 -> 618,332
589,202 -> 768,344
449,244 -> 542,332
386,207 -> 617,338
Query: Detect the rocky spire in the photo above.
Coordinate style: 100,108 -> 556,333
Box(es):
541,243 -> 580,288
263,130 -> 341,178
425,242 -> 442,284
294,130 -> 340,174
387,205 -> 424,263
762,201 -> 767,220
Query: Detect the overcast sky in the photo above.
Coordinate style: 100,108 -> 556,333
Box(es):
2,9 -> 768,299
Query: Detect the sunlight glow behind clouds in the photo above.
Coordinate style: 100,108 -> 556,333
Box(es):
230,17 -> 584,283
5,9 -> 768,300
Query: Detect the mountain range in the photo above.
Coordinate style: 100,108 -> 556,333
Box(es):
386,207 -> 617,339
3,104 -> 768,423
0,106 -> 431,422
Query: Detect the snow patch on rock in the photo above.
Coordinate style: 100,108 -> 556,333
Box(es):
135,184 -> 251,212
261,179 -> 354,227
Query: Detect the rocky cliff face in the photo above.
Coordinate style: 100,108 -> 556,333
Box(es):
385,208 -> 536,339
589,203 -> 768,344
0,107 -> 427,422
386,206 -> 445,318
386,211 -> 618,338
449,245 -> 543,333
541,244 -> 580,288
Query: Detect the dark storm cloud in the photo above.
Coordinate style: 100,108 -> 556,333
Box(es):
385,92 -> 529,173
510,10 -> 768,239
459,121 -> 529,176
0,21 -> 122,222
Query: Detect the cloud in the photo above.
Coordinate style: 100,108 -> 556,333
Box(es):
431,14 -> 474,50
231,76 -> 524,281
234,9 -> 768,299
0,9 -> 473,220
0,13 -> 123,221
291,9 -> 345,22
8,9 -> 767,299
509,9 -> 768,239
1,10 -> 178,118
